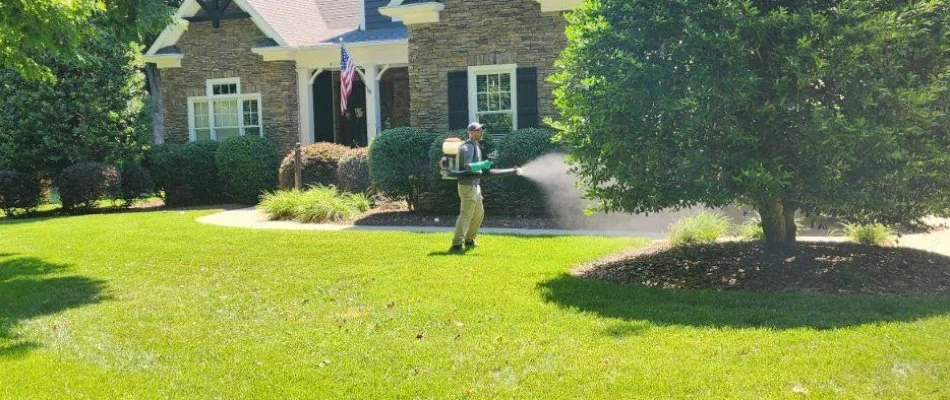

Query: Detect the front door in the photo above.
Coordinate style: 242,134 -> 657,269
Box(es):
340,76 -> 367,147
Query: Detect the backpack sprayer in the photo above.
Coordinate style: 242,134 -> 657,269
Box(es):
439,138 -> 520,180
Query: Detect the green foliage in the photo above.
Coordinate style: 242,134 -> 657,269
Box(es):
736,219 -> 767,242
336,148 -> 372,194
116,165 -> 153,208
843,223 -> 895,246
216,136 -> 279,205
553,0 -> 950,245
0,171 -> 41,216
368,127 -> 440,204
0,0 -> 173,82
0,36 -> 150,178
668,211 -> 731,246
278,143 -> 352,189
259,186 -> 372,223
57,162 -> 118,212
496,128 -> 560,168
147,141 -> 222,206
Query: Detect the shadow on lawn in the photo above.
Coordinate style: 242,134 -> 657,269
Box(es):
0,254 -> 106,358
538,274 -> 950,331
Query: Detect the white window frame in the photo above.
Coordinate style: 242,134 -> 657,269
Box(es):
187,78 -> 264,141
467,64 -> 518,133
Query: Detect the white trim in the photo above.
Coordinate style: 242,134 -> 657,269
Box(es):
187,78 -> 264,141
467,64 -> 519,132
146,0 -> 288,57
360,0 -> 367,30
378,2 -> 444,25
535,0 -> 583,12
143,54 -> 183,69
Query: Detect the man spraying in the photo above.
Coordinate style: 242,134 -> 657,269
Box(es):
448,122 -> 490,253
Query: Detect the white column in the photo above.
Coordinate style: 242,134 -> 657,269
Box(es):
296,67 -> 315,145
364,64 -> 381,143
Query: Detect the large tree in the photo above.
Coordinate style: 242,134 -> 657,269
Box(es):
0,0 -> 171,82
553,0 -> 950,246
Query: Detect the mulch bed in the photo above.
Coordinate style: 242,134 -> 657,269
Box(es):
575,242 -> 950,297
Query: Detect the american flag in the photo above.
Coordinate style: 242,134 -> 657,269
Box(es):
340,45 -> 357,115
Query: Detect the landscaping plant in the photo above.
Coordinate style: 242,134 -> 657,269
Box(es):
115,165 -> 154,208
57,162 -> 118,212
368,127 -> 439,208
278,142 -> 352,189
554,0 -> 950,246
259,186 -> 371,223
668,211 -> 731,246
148,141 -> 222,206
215,136 -> 279,205
843,223 -> 896,246
0,171 -> 42,216
336,148 -> 372,194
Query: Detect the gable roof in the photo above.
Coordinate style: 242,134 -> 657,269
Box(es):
147,0 -> 405,56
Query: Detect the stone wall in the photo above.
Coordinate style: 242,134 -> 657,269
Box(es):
158,18 -> 299,153
407,0 -> 568,131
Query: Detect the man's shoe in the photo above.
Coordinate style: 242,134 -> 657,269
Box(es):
448,245 -> 464,253
464,241 -> 477,248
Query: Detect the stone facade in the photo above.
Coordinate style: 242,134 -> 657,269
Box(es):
407,0 -> 568,131
159,17 -> 299,153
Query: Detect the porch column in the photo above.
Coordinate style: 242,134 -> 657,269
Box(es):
296,67 -> 315,145
364,64 -> 381,142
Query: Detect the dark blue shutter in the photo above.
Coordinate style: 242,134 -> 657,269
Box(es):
516,67 -> 539,128
448,71 -> 469,130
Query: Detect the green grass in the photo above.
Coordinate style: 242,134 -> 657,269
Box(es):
1,211 -> 949,399
843,222 -> 896,245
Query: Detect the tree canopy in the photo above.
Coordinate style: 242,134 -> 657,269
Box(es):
553,0 -> 950,245
0,0 -> 172,82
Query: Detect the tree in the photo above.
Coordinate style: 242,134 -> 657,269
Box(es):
552,0 -> 950,246
0,0 -> 171,82
0,36 -> 151,178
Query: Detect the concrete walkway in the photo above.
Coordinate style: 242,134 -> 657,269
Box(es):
197,208 -> 950,255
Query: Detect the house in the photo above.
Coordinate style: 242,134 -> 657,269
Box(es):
144,0 -> 581,152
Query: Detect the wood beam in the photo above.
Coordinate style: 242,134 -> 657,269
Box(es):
184,12 -> 250,24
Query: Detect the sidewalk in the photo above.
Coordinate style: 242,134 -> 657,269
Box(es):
197,208 -> 950,255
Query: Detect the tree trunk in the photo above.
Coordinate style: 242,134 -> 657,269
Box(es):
758,201 -> 797,247
145,64 -> 165,145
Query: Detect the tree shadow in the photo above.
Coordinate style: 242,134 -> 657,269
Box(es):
0,254 -> 106,358
537,274 -> 950,331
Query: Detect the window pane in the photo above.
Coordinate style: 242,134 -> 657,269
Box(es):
476,75 -> 487,92
477,94 -> 488,112
488,93 -> 497,110
213,83 -> 238,95
195,128 -> 212,141
243,127 -> 261,136
216,128 -> 240,141
478,112 -> 513,135
193,102 -> 210,129
214,100 -> 239,128
501,73 -> 511,91
500,93 -> 511,110
243,99 -> 260,126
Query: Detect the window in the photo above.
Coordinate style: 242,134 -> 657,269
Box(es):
188,78 -> 263,141
468,64 -> 517,135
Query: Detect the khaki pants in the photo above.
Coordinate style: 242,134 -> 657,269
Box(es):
452,182 -> 484,246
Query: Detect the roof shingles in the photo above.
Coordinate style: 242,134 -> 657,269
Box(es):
241,0 -> 406,47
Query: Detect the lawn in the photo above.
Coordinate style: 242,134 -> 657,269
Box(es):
1,211 -> 948,399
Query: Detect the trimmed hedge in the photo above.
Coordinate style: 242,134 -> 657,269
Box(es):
337,147 -> 371,194
278,142 -> 352,189
116,165 -> 153,207
369,127 -> 440,207
148,141 -> 221,206
216,136 -> 279,204
0,171 -> 42,216
496,128 -> 560,167
58,162 -> 118,212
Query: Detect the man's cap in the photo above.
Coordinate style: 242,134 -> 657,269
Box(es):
467,122 -> 485,131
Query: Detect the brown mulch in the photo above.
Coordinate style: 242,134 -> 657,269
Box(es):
574,242 -> 950,297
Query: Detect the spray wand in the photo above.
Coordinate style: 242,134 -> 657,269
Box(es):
439,138 -> 522,180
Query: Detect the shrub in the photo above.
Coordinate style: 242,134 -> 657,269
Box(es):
842,223 -> 895,246
369,127 -> 440,205
278,142 -> 352,189
496,128 -> 560,168
57,162 -> 118,212
337,148 -> 372,194
148,141 -> 221,206
0,171 -> 41,216
259,186 -> 372,223
736,218 -> 766,241
116,165 -> 153,207
668,211 -> 730,246
216,136 -> 279,204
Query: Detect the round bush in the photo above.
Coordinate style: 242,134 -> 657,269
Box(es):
57,162 -> 118,212
0,171 -> 41,215
148,141 -> 222,206
336,148 -> 371,194
116,165 -> 153,207
369,127 -> 440,204
216,136 -> 279,204
278,142 -> 351,189
496,128 -> 560,167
